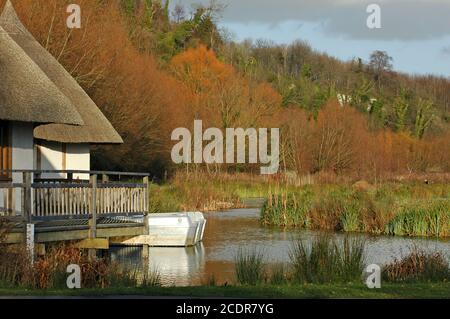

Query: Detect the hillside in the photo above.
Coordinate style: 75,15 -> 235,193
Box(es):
4,0 -> 449,179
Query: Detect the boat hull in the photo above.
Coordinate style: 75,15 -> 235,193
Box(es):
112,212 -> 207,247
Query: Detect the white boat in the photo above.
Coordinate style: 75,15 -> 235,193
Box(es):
147,212 -> 207,247
112,212 -> 207,247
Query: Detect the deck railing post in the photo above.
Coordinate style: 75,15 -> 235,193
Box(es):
88,174 -> 98,259
23,172 -> 32,223
143,176 -> 150,234
142,176 -> 150,273
23,172 -> 34,264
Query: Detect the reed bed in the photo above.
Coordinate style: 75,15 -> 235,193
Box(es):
233,237 -> 448,286
382,247 -> 449,282
289,235 -> 365,284
268,263 -> 287,285
261,185 -> 450,238
386,202 -> 450,237
233,236 -> 365,285
234,248 -> 266,285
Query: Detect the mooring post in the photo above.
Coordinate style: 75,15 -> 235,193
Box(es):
143,176 -> 150,233
142,176 -> 150,274
23,172 -> 34,264
88,174 -> 98,260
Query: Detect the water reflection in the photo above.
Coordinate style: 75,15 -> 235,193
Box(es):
110,208 -> 450,287
110,245 -> 206,286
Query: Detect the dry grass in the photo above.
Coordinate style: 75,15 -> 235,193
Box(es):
0,243 -> 160,289
382,247 -> 449,282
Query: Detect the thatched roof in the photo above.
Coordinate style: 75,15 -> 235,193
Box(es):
0,26 -> 84,125
0,1 -> 123,144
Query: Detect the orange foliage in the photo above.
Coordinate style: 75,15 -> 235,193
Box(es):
2,0 -> 448,178
277,99 -> 450,179
5,0 -> 192,175
171,45 -> 282,128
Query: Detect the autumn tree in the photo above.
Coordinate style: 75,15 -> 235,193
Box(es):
311,100 -> 368,173
171,45 -> 281,129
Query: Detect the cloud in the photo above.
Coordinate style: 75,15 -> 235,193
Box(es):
176,0 -> 450,41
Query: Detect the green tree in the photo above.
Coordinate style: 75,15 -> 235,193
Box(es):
393,90 -> 410,132
351,78 -> 374,112
414,99 -> 434,138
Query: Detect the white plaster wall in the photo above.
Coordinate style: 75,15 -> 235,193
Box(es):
11,122 -> 34,175
66,143 -> 90,180
38,141 -> 65,179
10,122 -> 34,213
38,142 -> 90,180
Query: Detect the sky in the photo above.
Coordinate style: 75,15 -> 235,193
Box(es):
170,0 -> 450,77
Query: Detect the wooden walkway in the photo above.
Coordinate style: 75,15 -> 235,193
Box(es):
0,170 -> 150,254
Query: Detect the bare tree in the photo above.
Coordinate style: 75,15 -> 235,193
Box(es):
369,50 -> 393,88
172,3 -> 185,23
369,50 -> 393,73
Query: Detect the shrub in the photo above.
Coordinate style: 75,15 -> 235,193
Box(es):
0,244 -> 154,289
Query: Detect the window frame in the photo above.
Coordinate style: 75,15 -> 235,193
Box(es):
0,121 -> 12,181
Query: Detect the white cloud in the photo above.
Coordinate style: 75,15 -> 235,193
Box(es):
176,0 -> 450,41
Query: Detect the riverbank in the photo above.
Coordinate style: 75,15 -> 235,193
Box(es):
149,172 -> 450,237
1,283 -> 449,298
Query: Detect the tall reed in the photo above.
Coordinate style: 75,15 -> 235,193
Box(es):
234,248 -> 266,285
289,235 -> 365,284
386,201 -> 450,237
261,190 -> 313,227
261,184 -> 450,238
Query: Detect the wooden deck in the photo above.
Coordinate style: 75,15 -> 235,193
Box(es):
0,170 -> 150,254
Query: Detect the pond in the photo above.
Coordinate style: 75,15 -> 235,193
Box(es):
110,208 -> 450,286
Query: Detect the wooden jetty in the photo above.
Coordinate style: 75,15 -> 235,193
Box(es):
0,170 -> 150,256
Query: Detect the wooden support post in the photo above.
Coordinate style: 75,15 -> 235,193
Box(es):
23,172 -> 34,264
143,176 -> 150,234
142,176 -> 150,274
23,172 -> 32,224
102,174 -> 109,183
26,223 -> 35,264
88,174 -> 97,260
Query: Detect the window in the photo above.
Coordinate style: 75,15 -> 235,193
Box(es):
0,121 -> 11,180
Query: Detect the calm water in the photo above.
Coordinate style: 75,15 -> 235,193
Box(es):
110,208 -> 450,286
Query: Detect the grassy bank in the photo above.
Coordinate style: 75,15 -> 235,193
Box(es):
0,283 -> 449,298
0,237 -> 448,298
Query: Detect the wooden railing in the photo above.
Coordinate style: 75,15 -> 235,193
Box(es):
0,184 -> 19,216
0,170 -> 150,220
33,183 -> 147,217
